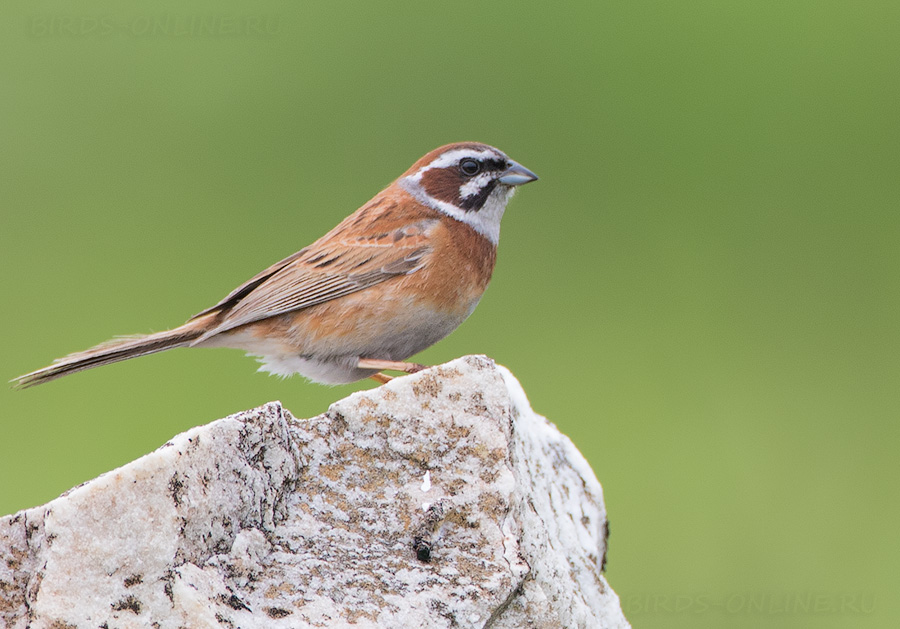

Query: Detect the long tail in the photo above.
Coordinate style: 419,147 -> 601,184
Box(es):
12,319 -> 210,389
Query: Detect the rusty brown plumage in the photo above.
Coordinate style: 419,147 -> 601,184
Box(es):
13,142 -> 535,388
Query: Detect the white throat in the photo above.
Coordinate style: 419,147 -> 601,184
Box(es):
399,175 -> 514,245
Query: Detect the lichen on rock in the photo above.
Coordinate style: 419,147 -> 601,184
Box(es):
0,355 -> 629,628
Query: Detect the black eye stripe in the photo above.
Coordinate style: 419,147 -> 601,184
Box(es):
457,156 -> 508,177
483,158 -> 507,172
458,179 -> 498,212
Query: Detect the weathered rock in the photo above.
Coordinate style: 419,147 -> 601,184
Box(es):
0,355 -> 629,628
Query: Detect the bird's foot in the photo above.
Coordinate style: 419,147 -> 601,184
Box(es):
359,358 -> 426,384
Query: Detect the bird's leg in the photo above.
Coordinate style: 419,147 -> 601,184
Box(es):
369,372 -> 393,384
358,358 -> 426,374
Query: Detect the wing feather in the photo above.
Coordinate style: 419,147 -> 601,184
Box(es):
192,215 -> 437,341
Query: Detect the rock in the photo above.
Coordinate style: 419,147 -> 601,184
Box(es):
0,355 -> 630,628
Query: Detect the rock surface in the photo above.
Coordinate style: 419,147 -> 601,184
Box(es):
0,355 -> 629,628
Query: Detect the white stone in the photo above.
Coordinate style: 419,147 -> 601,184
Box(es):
0,355 -> 630,628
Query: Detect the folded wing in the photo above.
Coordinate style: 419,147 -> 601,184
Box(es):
191,218 -> 437,342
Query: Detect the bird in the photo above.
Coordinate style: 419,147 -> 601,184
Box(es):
13,142 -> 537,388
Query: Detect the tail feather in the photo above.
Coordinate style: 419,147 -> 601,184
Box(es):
12,324 -> 206,389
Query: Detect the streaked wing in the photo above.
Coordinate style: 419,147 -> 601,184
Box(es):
193,217 -> 436,340
191,248 -> 310,320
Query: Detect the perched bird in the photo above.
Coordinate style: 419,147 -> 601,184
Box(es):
14,142 -> 537,388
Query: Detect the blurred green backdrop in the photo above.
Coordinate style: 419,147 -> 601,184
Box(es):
2,1 -> 898,627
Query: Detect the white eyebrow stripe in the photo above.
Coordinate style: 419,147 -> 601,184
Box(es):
414,148 -> 503,177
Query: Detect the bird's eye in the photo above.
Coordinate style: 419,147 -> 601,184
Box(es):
459,158 -> 482,177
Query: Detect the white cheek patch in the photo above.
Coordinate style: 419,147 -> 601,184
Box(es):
400,176 -> 514,245
459,173 -> 492,198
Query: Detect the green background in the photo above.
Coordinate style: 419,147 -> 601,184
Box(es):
2,1 -> 897,627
